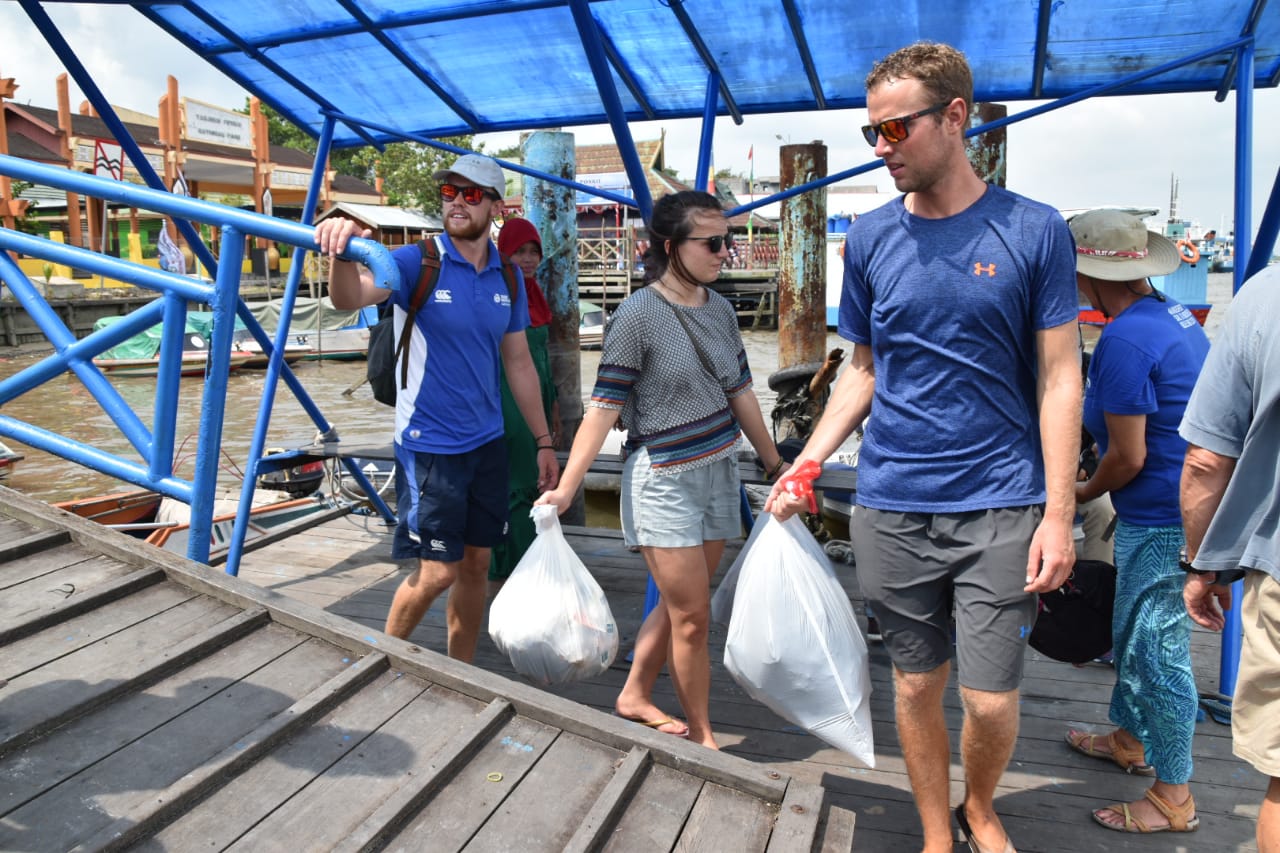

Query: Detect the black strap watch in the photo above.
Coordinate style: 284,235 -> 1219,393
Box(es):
1179,547 -> 1247,584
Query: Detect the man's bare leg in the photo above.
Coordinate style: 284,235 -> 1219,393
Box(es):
894,664 -> 954,853
385,557 -> 457,640
1259,776 -> 1280,853
444,545 -> 491,662
959,685 -> 1021,852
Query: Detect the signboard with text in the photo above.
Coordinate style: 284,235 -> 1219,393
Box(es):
183,98 -> 253,149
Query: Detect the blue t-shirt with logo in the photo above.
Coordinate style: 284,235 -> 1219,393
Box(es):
388,234 -> 529,453
839,185 -> 1078,512
1084,295 -> 1209,526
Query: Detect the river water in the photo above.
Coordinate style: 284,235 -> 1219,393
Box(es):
0,273 -> 1237,504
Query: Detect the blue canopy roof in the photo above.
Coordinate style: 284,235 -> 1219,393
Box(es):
121,0 -> 1279,149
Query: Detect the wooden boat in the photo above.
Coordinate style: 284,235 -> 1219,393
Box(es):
90,315 -> 255,377
53,488 -> 163,528
231,329 -> 315,368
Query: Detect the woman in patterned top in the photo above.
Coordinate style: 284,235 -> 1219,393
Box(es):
539,191 -> 785,749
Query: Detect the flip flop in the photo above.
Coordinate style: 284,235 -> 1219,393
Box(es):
614,712 -> 689,737
955,804 -> 1015,853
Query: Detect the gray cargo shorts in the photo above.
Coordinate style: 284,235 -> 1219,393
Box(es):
851,505 -> 1041,692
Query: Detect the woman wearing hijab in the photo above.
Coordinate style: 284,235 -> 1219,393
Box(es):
490,217 -> 561,584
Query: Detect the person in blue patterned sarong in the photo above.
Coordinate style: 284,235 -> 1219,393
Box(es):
1065,209 -> 1210,834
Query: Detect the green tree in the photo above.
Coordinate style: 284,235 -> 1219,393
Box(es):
12,180 -> 38,234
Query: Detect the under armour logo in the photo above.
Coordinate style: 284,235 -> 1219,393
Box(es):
973,262 -> 996,277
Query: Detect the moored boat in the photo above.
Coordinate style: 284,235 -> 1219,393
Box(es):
0,439 -> 23,484
90,315 -> 255,377
579,300 -> 606,349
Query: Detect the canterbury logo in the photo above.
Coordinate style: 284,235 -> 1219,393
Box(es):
973,262 -> 997,277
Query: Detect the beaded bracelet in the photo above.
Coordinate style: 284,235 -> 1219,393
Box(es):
766,458 -> 786,479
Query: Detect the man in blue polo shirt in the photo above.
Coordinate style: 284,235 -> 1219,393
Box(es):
315,153 -> 559,662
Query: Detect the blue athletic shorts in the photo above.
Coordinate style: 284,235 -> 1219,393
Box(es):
391,437 -> 509,563
851,505 -> 1041,692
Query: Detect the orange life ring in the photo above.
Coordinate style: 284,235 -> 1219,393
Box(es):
1176,239 -> 1200,264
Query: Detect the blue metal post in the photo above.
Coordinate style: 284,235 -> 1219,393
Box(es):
566,0 -> 654,221
1244,167 -> 1280,281
1232,42 -> 1254,293
694,74 -> 719,193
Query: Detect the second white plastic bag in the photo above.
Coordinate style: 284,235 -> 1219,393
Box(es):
489,505 -> 619,685
724,513 -> 875,766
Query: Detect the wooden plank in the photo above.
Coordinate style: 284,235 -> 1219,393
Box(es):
333,698 -> 515,853
0,526 -> 69,562
0,605 -> 269,756
816,803 -> 856,853
0,623 -> 310,811
77,653 -> 391,852
562,746 -> 652,853
457,731 -> 625,853
676,782 -> 778,852
0,581 -> 198,679
225,682 -> 491,852
0,564 -> 163,645
381,714 -> 560,853
0,637 -> 355,852
136,666 -> 430,853
765,781 -> 824,852
601,764 -> 703,853
0,540 -> 100,589
209,503 -> 357,566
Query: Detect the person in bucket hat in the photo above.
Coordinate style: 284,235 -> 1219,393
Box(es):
1065,208 -> 1211,834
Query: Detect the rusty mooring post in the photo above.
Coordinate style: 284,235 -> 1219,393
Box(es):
966,102 -> 1008,187
770,142 -> 830,442
776,142 -> 828,373
523,130 -> 584,522
522,130 -> 582,438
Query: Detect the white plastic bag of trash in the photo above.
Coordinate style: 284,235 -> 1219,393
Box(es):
489,504 -> 619,685
724,513 -> 875,766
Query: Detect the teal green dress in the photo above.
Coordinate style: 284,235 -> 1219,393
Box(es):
489,322 -> 557,580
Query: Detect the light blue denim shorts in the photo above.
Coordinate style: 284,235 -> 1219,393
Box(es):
620,447 -> 742,548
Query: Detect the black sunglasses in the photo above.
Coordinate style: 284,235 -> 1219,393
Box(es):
441,183 -> 499,205
687,233 -> 734,253
861,101 -> 951,146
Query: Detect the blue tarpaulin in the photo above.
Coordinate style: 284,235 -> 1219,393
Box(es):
114,0 -> 1279,148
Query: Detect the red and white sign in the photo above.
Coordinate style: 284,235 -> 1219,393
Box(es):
93,140 -> 124,181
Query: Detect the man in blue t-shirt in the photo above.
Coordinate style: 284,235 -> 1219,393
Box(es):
315,154 -> 559,662
768,43 -> 1080,853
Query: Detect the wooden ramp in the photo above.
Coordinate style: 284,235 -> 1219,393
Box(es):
0,486 -> 856,852
230,507 -> 1268,852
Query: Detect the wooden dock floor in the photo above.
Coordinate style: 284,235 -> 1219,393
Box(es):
238,510 -> 1266,853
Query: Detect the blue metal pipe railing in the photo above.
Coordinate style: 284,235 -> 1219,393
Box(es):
0,154 -> 396,566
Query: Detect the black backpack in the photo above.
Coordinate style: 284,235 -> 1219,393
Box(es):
1029,559 -> 1117,663
367,238 -> 518,406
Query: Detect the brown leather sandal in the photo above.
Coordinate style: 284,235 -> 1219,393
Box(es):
1092,789 -> 1199,833
1065,729 -> 1156,776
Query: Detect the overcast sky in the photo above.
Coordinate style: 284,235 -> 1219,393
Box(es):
4,3 -> 1277,241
